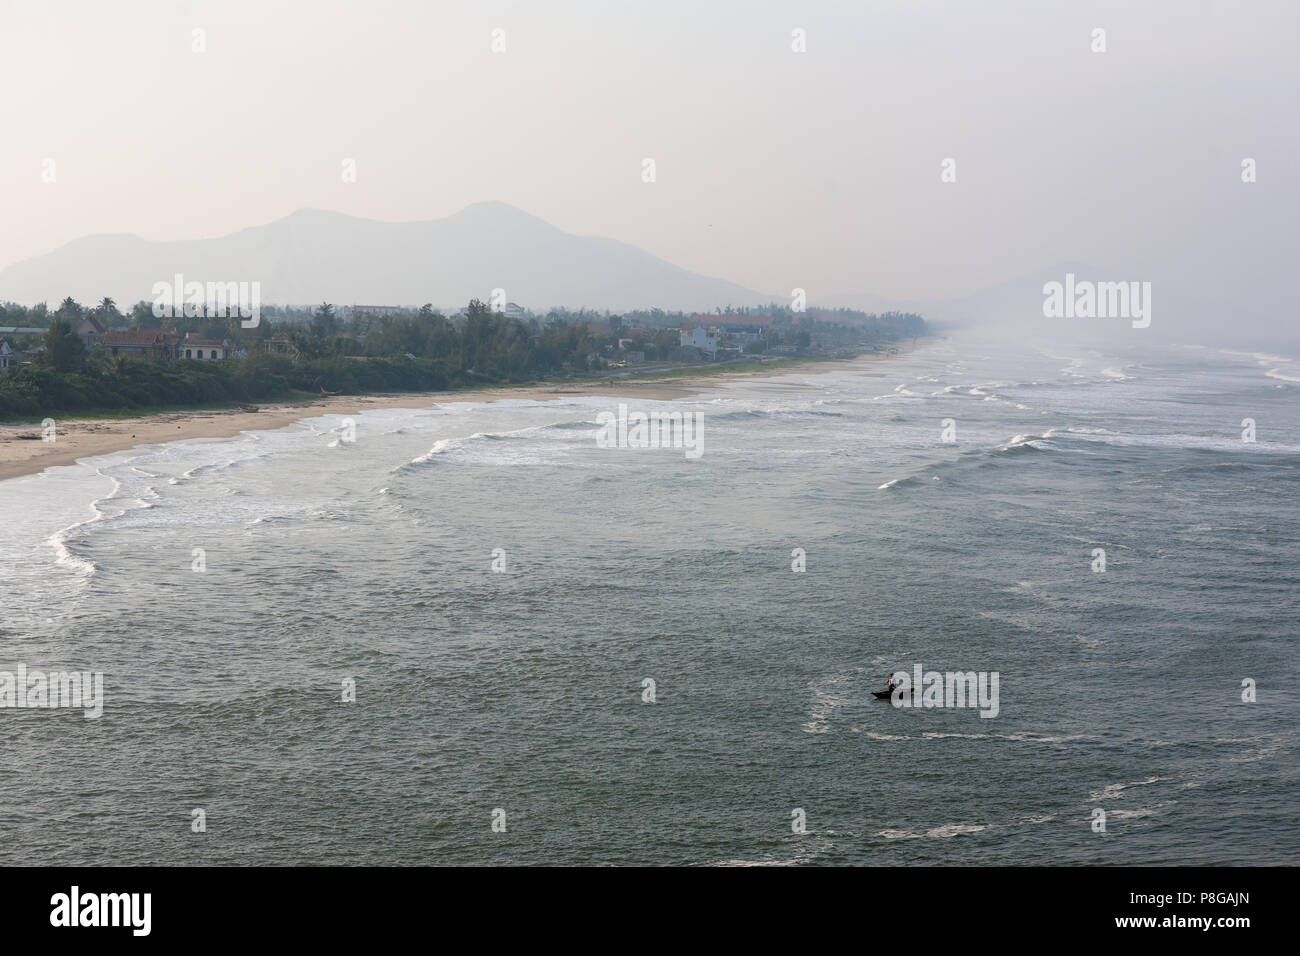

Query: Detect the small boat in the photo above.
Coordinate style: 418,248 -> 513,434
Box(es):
873,687 -> 911,699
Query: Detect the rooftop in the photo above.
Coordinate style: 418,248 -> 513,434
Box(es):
102,329 -> 177,346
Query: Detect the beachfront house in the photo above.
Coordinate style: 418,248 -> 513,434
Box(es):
691,314 -> 773,350
0,340 -> 16,371
180,333 -> 233,360
76,314 -> 105,351
721,315 -> 773,345
100,329 -> 180,360
679,325 -> 719,358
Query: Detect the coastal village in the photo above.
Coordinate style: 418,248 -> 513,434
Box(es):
1,313 -> 244,368
1,302 -> 918,377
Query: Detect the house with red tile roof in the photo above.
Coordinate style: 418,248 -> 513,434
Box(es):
100,329 -> 180,360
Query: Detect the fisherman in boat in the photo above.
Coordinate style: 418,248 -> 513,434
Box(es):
886,672 -> 897,692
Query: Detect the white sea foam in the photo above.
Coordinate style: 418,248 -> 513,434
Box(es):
877,823 -> 987,839
1266,366 -> 1300,384
1088,776 -> 1169,802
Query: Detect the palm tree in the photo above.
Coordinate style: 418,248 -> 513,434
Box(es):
56,296 -> 83,322
97,296 -> 120,328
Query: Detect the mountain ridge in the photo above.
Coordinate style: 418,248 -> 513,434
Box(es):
0,202 -> 768,312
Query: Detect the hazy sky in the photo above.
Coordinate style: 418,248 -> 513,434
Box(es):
2,0 -> 1296,320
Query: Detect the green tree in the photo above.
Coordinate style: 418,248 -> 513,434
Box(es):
55,296 -> 84,324
44,318 -> 86,372
95,296 -> 122,328
130,301 -> 156,328
312,302 -> 338,338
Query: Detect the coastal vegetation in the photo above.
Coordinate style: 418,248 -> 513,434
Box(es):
0,297 -> 926,418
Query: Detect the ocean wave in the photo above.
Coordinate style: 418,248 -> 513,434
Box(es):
917,730 -> 1098,745
712,835 -> 836,867
877,823 -> 987,839
540,419 -> 604,430
1088,776 -> 1170,802
43,467 -> 122,577
996,434 -> 1058,454
699,405 -> 847,424
1215,347 -> 1293,366
244,514 -> 296,527
1198,347 -> 1300,384
1107,803 -> 1175,820
46,526 -> 99,576
169,449 -> 273,484
1266,366 -> 1300,384
876,431 -> 1067,491
1229,741 -> 1284,763
407,429 -> 525,466
1057,429 -> 1300,455
1001,732 -> 1098,744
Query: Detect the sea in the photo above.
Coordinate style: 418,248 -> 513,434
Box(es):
1,330 -> 1297,865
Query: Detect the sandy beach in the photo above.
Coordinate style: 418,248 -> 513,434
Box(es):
0,360 -> 856,482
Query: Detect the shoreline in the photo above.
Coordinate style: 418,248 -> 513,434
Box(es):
0,351 -> 905,482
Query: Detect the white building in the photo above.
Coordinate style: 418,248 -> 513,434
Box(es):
679,326 -> 719,357
181,334 -> 232,360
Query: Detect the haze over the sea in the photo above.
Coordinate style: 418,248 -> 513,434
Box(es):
3,0 -> 1297,346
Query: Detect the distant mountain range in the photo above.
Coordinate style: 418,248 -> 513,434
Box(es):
0,202 -> 768,312
4,205 -> 1220,344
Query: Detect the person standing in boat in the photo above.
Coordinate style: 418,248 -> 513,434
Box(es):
886,672 -> 897,692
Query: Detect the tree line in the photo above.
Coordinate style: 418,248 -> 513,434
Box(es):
1,296 -> 926,418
